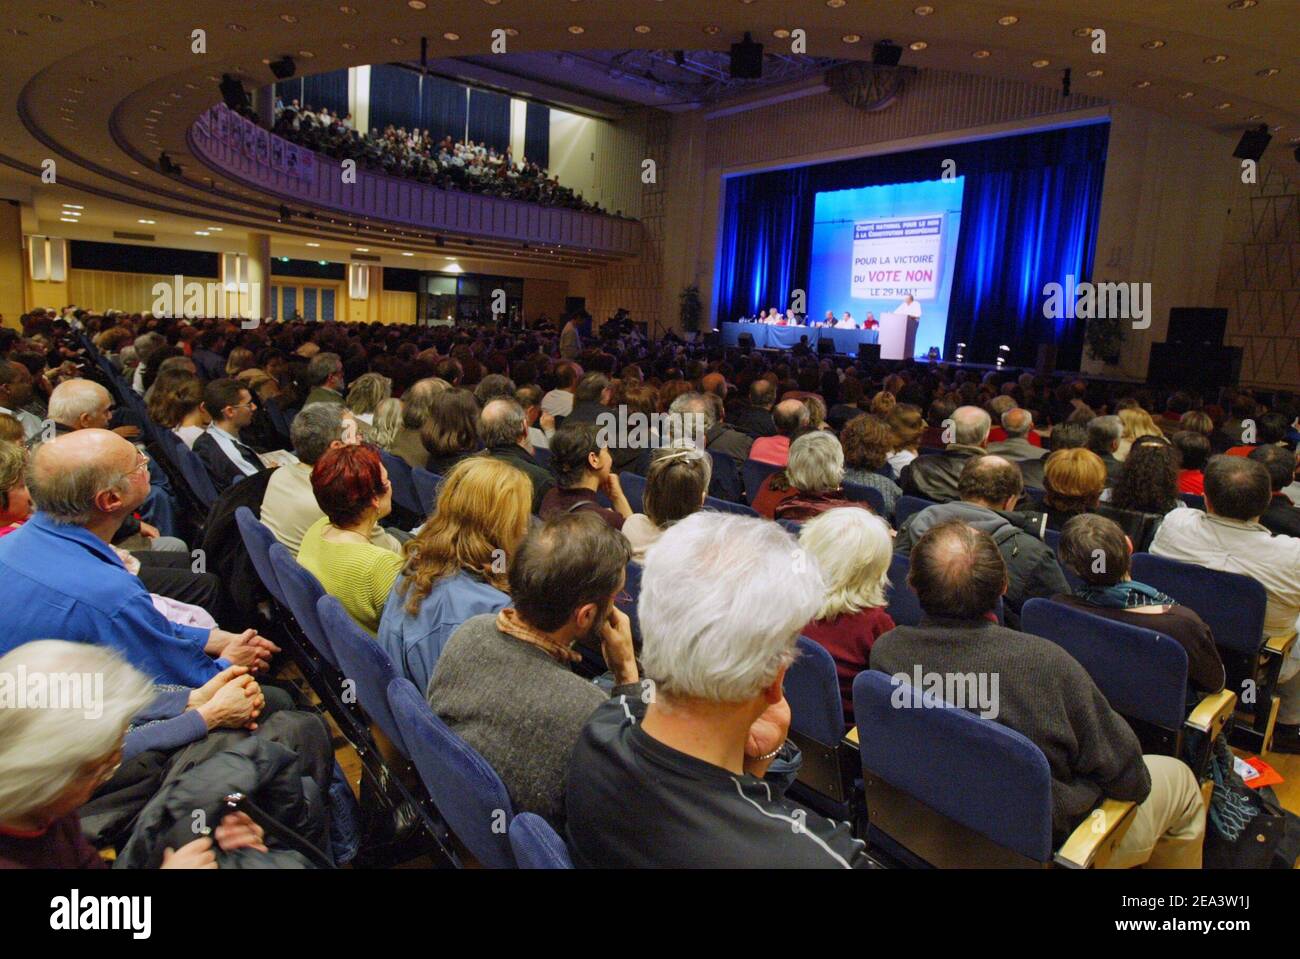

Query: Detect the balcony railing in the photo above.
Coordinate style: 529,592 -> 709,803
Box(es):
188,104 -> 641,258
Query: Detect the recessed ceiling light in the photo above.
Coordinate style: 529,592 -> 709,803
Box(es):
1073,27 -> 1093,37
195,230 -> 210,235
1086,69 -> 1104,77
389,37 -> 404,44
773,29 -> 790,38
280,13 -> 298,23
408,0 -> 426,8
1227,0 -> 1257,8
826,0 -> 846,7
1142,39 -> 1166,50
972,49 -> 991,58
1213,101 -> 1232,110
306,242 -> 320,247
207,227 -> 223,232
298,50 -> 315,58
998,15 -> 1019,26
568,25 -> 585,34
338,4 -> 357,12
401,252 -> 414,256
913,4 -> 934,14
1133,80 -> 1152,88
443,32 -> 460,40
1256,68 -> 1279,78
634,24 -> 650,33
62,203 -> 84,209
318,260 -> 328,266
1176,91 -> 1195,99
842,34 -> 861,43
1204,54 -> 1227,64
355,247 -> 369,252
60,217 -> 78,223
1031,59 -> 1050,68
138,218 -> 156,224
703,24 -> 720,35
909,40 -> 928,51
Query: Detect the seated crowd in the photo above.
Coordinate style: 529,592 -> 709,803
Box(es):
0,302 -> 1297,869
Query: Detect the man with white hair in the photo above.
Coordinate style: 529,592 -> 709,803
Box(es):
900,404 -> 991,503
565,512 -> 870,867
0,429 -> 278,686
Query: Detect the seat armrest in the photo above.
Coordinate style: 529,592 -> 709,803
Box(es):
1263,631 -> 1297,660
1054,799 -> 1138,869
1185,689 -> 1237,739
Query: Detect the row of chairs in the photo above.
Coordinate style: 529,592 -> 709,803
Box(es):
235,506 -> 573,868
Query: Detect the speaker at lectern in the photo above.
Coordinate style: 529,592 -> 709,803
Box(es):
878,312 -> 919,361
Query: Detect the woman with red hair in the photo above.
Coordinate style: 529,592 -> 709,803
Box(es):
298,444 -> 403,635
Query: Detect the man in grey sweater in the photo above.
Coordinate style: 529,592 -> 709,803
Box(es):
871,519 -> 1205,867
426,512 -> 641,832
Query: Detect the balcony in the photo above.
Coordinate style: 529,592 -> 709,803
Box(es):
188,105 -> 640,260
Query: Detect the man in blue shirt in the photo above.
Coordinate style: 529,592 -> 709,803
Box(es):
0,429 -> 277,686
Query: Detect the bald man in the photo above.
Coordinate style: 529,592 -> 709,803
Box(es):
48,377 -> 139,440
899,404 -> 993,503
0,430 -> 279,686
748,398 -> 810,468
893,454 -> 1068,627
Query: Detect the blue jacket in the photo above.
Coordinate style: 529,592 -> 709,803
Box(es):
377,570 -> 509,696
0,513 -> 220,686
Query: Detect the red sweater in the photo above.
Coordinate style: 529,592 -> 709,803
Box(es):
0,813 -> 105,869
803,607 -> 897,726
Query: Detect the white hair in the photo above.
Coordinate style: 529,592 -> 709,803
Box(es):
640,513 -> 826,702
0,641 -> 154,821
952,405 -> 992,446
786,430 -> 844,493
47,378 -> 110,427
799,509 -> 893,618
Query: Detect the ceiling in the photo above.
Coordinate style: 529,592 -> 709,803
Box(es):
1,0 -> 1296,271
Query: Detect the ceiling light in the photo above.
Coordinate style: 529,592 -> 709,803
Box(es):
913,5 -> 934,14
1086,69 -> 1104,77
634,24 -> 650,33
568,25 -> 585,34
280,13 -> 298,22
703,25 -> 720,35
1227,0 -> 1257,8
1213,101 -> 1232,110
227,23 -> 246,32
355,247 -> 369,252
1256,68 -> 1279,78
298,50 -> 315,58
1177,91 -> 1195,99
338,4 -> 357,12
1133,80 -> 1152,88
1204,54 -> 1227,64
207,227 -> 223,232
60,217 -> 78,223
62,210 -> 82,216
909,40 -> 928,51
1245,113 -> 1264,121
408,0 -> 426,8
62,203 -> 83,209
826,0 -> 846,6
773,29 -> 790,38
138,218 -> 156,224
401,252 -> 414,256
504,28 -> 517,36
997,15 -> 1018,26
194,230 -> 210,236
1142,39 -> 1166,49
342,42 -> 357,49
1031,59 -> 1050,68
306,242 -> 320,247
318,260 -> 328,266
842,34 -> 861,43
972,49 -> 991,58
390,37 -> 404,44
1073,27 -> 1092,37
443,32 -> 460,40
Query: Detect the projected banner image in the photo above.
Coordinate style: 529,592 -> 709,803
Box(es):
809,178 -> 964,359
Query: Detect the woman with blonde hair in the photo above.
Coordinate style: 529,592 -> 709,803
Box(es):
346,372 -> 393,425
369,397 -> 404,450
1040,447 -> 1107,530
799,509 -> 895,725
224,347 -> 256,378
1116,406 -> 1161,462
377,456 -> 532,694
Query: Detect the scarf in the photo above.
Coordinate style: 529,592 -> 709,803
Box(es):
1074,580 -> 1175,609
495,608 -> 581,665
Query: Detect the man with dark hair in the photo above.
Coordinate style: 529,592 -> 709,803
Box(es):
730,378 -> 777,438
749,398 -> 809,467
1249,444 -> 1300,539
561,372 -> 612,426
894,455 -> 1068,627
541,361 -> 581,419
303,352 -> 345,406
1152,455 -> 1300,751
1048,422 -> 1088,453
515,383 -> 553,450
871,520 -> 1205,867
1086,415 -> 1124,486
192,379 -> 263,491
1226,411 -> 1291,458
1052,514 -> 1223,692
478,397 -> 553,514
473,373 -> 517,408
0,360 -> 40,442
539,421 -> 632,530
426,512 -> 639,830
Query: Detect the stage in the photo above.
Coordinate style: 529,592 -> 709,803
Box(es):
720,322 -> 879,357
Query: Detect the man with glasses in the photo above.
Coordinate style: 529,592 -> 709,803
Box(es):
193,378 -> 265,492
0,429 -> 278,686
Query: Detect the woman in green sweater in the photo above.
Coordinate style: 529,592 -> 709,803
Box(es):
298,443 -> 404,635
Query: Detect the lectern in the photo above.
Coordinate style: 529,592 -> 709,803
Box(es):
878,312 -> 920,361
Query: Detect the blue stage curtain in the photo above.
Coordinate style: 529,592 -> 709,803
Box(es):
301,69 -> 349,117
368,64 -> 421,133
421,75 -> 468,143
716,123 -> 1110,368
524,101 -> 550,169
467,88 -> 510,153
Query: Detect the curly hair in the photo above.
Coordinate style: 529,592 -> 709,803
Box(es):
840,414 -> 893,471
1110,441 -> 1181,515
397,456 -> 531,612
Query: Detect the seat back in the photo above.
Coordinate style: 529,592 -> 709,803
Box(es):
1095,503 -> 1162,552
1179,493 -> 1205,511
885,552 -> 923,627
380,451 -> 422,518
787,636 -> 845,745
742,458 -> 780,504
704,495 -> 758,516
532,445 -> 551,470
1020,598 -> 1188,731
269,543 -> 337,667
894,495 -> 934,529
777,518 -> 802,535
853,670 -> 1054,865
842,481 -> 885,513
387,677 -> 516,868
619,471 -> 646,514
318,595 -> 407,756
412,468 -> 443,516
174,440 -> 220,511
1130,553 -> 1267,656
235,507 -> 287,606
508,813 -> 573,869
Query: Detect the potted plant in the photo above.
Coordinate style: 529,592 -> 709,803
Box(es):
1084,314 -> 1124,365
679,284 -> 702,341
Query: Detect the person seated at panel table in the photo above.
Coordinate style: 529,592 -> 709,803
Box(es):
863,312 -> 879,330
784,309 -> 801,326
819,310 -> 836,328
834,311 -> 857,330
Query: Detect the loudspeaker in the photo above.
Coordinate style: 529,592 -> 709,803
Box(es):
1148,342 -> 1241,390
737,332 -> 755,353
872,40 -> 903,67
1233,125 -> 1271,162
1167,307 -> 1228,347
817,338 -> 835,356
269,56 -> 296,80
219,74 -> 250,112
564,296 -> 586,315
729,33 -> 763,79
855,343 -> 882,363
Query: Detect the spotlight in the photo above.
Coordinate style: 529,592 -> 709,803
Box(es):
268,55 -> 296,80
872,39 -> 904,67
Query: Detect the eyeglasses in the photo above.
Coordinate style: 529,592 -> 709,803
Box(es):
128,451 -> 150,476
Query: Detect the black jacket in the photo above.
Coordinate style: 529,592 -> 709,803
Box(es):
898,444 -> 986,503
193,430 -> 264,493
485,443 -> 555,515
200,468 -> 274,631
729,402 -> 777,439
